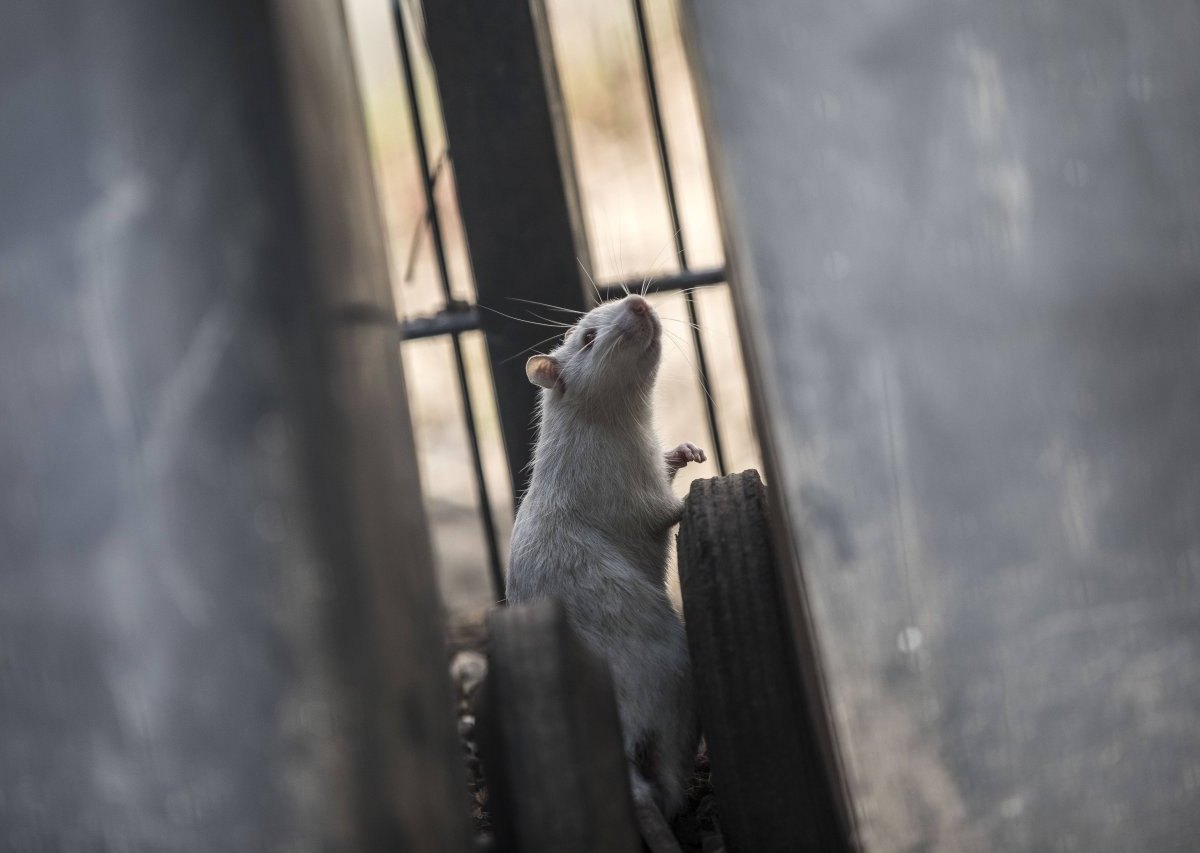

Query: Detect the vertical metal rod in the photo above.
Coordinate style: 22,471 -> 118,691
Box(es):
631,0 -> 727,474
393,0 -> 505,598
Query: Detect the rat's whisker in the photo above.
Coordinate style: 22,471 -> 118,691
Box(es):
525,309 -> 575,327
660,316 -> 702,332
506,297 -> 586,315
640,269 -> 659,298
478,304 -> 572,329
577,257 -> 602,302
499,331 -> 569,366
662,328 -> 719,412
638,227 -> 684,297
602,220 -> 621,298
616,227 -> 628,294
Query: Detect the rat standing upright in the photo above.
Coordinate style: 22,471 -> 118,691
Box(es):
506,293 -> 705,820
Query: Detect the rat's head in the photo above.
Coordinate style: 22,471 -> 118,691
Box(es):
525,294 -> 662,418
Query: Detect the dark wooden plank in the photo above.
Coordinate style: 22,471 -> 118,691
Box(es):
0,2 -> 469,849
684,1 -> 1200,849
480,600 -> 642,853
422,0 -> 591,502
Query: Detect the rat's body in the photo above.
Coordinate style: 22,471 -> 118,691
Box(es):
506,294 -> 702,819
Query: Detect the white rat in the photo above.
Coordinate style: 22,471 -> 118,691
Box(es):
506,293 -> 704,820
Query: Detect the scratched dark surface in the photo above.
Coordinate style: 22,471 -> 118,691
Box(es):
0,2 -> 468,851
685,1 -> 1200,850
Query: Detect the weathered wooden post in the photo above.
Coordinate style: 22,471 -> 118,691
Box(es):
683,0 -> 1200,849
0,2 -> 468,849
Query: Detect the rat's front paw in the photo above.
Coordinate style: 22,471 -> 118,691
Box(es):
665,442 -> 707,472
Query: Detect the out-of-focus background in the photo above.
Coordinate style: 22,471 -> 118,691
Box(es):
342,0 -> 761,619
7,1 -> 1200,849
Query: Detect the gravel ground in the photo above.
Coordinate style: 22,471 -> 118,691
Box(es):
447,621 -> 724,852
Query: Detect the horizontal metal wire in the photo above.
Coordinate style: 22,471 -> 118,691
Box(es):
401,304 -> 482,340
597,266 -> 726,302
399,267 -> 728,341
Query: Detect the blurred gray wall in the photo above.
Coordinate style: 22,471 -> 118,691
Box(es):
687,0 -> 1200,849
0,2 -> 469,850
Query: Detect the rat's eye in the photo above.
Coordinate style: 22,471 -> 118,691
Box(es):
581,329 -> 597,349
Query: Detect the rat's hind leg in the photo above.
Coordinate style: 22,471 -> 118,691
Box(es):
633,733 -> 684,819
629,760 -> 684,853
658,637 -> 700,819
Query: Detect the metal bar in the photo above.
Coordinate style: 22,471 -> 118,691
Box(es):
0,1 -> 470,847
400,267 -> 723,340
422,0 -> 591,510
598,266 -> 726,301
404,268 -> 727,341
631,0 -> 726,474
401,305 -> 483,341
393,0 -> 504,598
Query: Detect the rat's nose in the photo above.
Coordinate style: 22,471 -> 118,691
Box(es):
627,295 -> 650,316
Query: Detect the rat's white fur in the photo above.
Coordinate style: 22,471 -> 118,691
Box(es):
506,294 -> 699,817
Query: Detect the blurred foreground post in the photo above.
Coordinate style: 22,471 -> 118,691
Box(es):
686,0 -> 1200,849
0,2 -> 468,850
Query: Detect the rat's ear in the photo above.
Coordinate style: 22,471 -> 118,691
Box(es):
526,355 -> 562,390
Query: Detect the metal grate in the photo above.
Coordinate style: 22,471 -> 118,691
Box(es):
392,0 -> 503,592
390,0 -> 735,601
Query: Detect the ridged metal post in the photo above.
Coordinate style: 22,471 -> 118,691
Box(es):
422,0 -> 592,506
